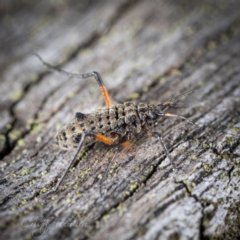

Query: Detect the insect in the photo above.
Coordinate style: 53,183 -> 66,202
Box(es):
35,54 -> 196,196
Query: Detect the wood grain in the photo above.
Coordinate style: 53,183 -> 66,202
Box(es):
0,0 -> 240,239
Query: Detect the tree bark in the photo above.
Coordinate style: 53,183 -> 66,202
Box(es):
0,0 -> 240,239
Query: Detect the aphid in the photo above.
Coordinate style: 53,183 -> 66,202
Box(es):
35,54 -> 196,195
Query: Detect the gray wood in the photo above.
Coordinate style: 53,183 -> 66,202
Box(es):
0,0 -> 240,239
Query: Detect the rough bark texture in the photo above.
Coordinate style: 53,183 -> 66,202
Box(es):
0,0 -> 240,239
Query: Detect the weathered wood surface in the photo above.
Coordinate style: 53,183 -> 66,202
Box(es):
0,0 -> 240,239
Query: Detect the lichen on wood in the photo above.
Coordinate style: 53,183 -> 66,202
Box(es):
0,0 -> 240,239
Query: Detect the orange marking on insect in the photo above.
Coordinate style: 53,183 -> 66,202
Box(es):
162,100 -> 172,106
146,131 -> 153,137
120,140 -> 131,149
94,133 -> 115,145
165,113 -> 175,117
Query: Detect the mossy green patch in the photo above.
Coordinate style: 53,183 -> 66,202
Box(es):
183,180 -> 193,192
137,226 -> 148,237
213,200 -> 240,239
41,170 -> 47,176
233,169 -> 240,177
22,149 -> 28,154
40,187 -> 48,194
10,155 -> 22,166
231,127 -> 240,134
129,181 -> 138,192
79,168 -> 90,179
0,134 -> 6,151
9,129 -> 21,141
72,181 -> 79,189
202,143 -> 209,149
77,150 -> 88,161
17,139 -> 25,147
103,214 -> 110,222
31,123 -> 44,134
21,168 -> 32,176
20,199 -> 28,207
74,209 -> 81,215
127,92 -> 140,100
125,191 -> 130,196
203,164 -> 212,173
222,136 -> 236,148
11,89 -> 23,102
219,172 -> 228,180
67,91 -> 74,98
191,155 -> 197,160
29,179 -> 36,185
30,74 -> 38,83
207,40 -> 217,50
25,233 -> 32,240
117,203 -> 127,216
75,190 -> 81,197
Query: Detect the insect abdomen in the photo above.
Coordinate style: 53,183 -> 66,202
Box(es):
87,102 -> 141,133
56,102 -> 155,149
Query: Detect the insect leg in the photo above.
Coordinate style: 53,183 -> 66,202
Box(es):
47,132 -> 87,195
34,53 -> 112,107
49,131 -> 121,195
72,131 -> 121,196
91,132 -> 120,145
99,133 -> 132,197
90,132 -> 121,196
147,131 -> 177,169
99,151 -> 117,197
114,140 -> 131,152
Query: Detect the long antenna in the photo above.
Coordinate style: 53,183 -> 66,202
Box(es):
158,89 -> 196,112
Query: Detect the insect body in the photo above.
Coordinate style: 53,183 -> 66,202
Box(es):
35,54 -> 196,195
57,102 -> 159,150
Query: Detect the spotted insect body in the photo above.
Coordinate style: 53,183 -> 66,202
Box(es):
56,102 -> 158,150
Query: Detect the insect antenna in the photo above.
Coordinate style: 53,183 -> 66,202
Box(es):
34,53 -> 112,107
157,89 -> 198,128
158,113 -> 197,127
158,89 -> 196,112
34,53 -> 93,79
